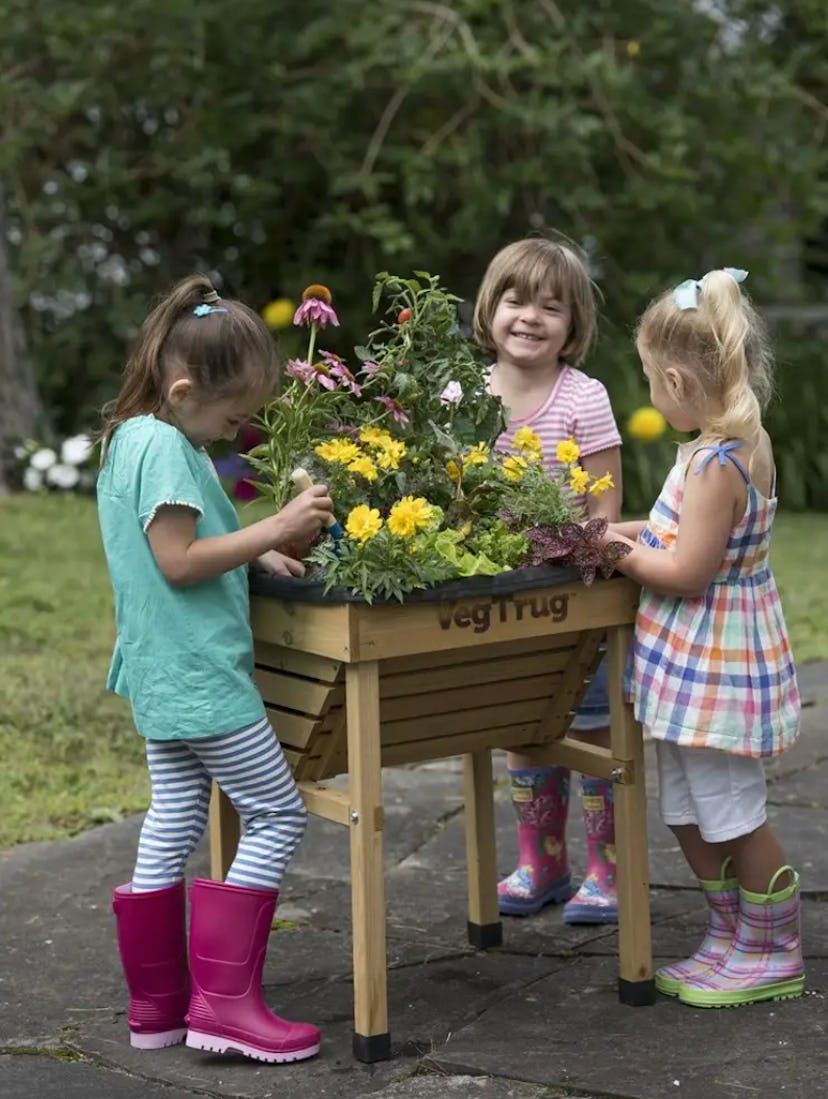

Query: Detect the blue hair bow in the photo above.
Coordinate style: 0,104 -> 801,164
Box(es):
193,303 -> 229,317
673,267 -> 748,311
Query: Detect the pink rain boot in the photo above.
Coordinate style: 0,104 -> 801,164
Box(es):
679,866 -> 805,1007
186,878 -> 320,1063
656,858 -> 739,996
563,776 -> 617,925
498,767 -> 573,916
112,880 -> 189,1049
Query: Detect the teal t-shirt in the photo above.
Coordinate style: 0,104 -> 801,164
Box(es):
96,415 -> 265,740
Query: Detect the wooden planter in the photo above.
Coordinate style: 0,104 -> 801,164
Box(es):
209,567 -> 654,1062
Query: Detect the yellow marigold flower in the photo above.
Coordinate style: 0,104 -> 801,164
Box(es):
302,283 -> 332,303
503,455 -> 528,482
555,437 -> 581,465
375,448 -> 400,470
387,496 -> 433,538
261,298 -> 295,330
627,406 -> 667,443
512,427 -> 543,457
447,459 -> 461,482
569,466 -> 591,494
464,444 -> 489,467
359,427 -> 393,448
314,439 -> 361,464
347,456 -> 378,481
589,473 -> 615,496
345,504 -> 383,544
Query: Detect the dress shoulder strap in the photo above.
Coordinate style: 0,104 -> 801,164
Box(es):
691,440 -> 750,485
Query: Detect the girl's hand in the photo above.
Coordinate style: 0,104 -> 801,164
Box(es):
271,484 -> 334,547
253,550 -> 306,578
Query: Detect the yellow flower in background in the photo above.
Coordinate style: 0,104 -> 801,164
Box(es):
555,437 -> 581,465
374,439 -> 406,469
513,427 -> 543,459
447,459 -> 461,482
345,504 -> 383,544
261,298 -> 295,330
387,496 -> 434,538
569,466 -> 591,495
626,39 -> 641,57
347,456 -> 378,481
503,455 -> 528,482
589,473 -> 615,496
627,406 -> 667,443
315,439 -> 361,464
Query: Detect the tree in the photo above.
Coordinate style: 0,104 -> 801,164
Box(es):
0,182 -> 41,492
2,0 -> 827,504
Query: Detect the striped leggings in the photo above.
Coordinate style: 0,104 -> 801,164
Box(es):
132,717 -> 307,893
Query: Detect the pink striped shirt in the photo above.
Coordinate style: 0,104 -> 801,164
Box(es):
495,364 -> 621,507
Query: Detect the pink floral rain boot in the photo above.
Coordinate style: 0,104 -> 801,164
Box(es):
112,880 -> 190,1049
498,766 -> 574,916
563,776 -> 617,925
678,866 -> 805,1007
656,857 -> 739,996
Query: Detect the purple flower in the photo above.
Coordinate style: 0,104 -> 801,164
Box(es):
376,395 -> 410,426
285,359 -> 316,385
293,298 -> 340,329
361,360 -> 382,375
321,351 -> 362,396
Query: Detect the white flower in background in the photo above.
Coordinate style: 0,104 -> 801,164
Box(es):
14,445 -> 28,460
440,380 -> 463,405
45,463 -> 80,489
23,467 -> 44,491
61,434 -> 93,466
29,447 -> 57,472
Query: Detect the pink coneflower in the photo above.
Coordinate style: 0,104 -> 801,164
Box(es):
321,351 -> 362,396
376,395 -> 410,426
293,284 -> 340,328
285,359 -> 316,385
310,361 -> 337,390
361,360 -> 382,374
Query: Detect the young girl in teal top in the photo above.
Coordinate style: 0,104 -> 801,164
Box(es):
98,275 -> 333,1065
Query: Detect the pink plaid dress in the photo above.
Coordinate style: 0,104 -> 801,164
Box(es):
632,440 -> 800,758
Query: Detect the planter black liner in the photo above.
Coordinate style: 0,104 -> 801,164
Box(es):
249,563 -> 592,606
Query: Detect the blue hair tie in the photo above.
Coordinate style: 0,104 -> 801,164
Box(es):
193,303 -> 229,317
673,267 -> 748,311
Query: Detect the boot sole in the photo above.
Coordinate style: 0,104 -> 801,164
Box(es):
186,1029 -> 320,1063
562,904 -> 618,926
131,1027 -> 187,1050
498,879 -> 574,916
678,976 -> 805,1008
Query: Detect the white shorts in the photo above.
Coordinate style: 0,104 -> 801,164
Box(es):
655,739 -> 767,843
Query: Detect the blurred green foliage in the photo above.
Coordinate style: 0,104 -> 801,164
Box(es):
2,0 -> 828,509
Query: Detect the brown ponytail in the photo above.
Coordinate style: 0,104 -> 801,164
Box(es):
100,274 -> 278,452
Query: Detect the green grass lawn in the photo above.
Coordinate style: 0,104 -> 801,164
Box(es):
2,494 -> 827,851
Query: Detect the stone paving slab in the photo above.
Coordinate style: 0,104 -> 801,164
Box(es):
431,955 -> 828,1099
0,1054 -> 208,1099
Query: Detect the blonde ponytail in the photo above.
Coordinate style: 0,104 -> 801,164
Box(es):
637,268 -> 773,443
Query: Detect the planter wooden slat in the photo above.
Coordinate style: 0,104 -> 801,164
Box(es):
211,575 -> 653,1063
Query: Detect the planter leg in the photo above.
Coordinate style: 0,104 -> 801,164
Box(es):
608,626 -> 655,1005
346,661 -> 391,1062
463,751 -> 503,949
209,783 -> 239,882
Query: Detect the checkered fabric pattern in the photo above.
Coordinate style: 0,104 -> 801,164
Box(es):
656,865 -> 739,995
632,441 -> 800,759
678,870 -> 803,1002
